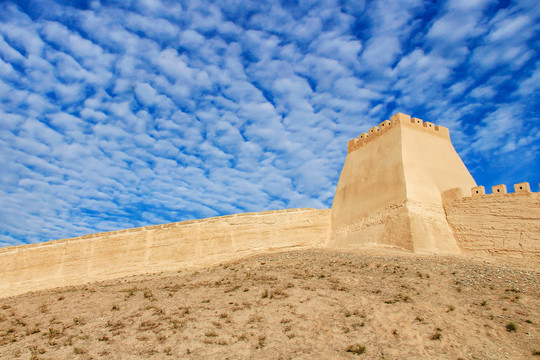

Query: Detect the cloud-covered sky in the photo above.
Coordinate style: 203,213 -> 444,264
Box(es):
0,0 -> 539,247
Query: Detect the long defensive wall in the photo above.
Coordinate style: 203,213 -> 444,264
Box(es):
1,113 -> 538,298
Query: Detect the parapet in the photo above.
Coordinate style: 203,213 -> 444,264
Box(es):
444,182 -> 538,202
347,112 -> 451,154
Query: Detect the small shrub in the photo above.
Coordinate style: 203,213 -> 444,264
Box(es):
261,289 -> 269,298
430,328 -> 442,340
447,305 -> 455,312
26,327 -> 40,335
532,349 -> 540,356
48,328 -> 62,339
506,322 -> 517,332
270,289 -> 288,299
164,347 -> 173,356
143,290 -> 154,300
139,320 -> 157,331
257,335 -> 266,348
121,286 -> 137,300
346,344 -> 366,355
106,320 -> 125,331
224,285 -> 240,293
73,347 -> 85,354
111,304 -> 120,311
205,330 -> 218,337
28,346 -> 46,355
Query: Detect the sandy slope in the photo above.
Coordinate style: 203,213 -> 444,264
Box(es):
0,248 -> 538,359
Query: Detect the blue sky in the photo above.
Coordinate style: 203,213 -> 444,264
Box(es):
0,0 -> 538,247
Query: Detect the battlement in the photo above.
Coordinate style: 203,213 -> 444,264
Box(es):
347,113 -> 450,153
458,182 -> 538,200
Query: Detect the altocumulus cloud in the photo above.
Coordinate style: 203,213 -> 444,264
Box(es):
0,0 -> 538,247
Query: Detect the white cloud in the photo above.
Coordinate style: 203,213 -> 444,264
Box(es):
0,0 -> 538,247
427,13 -> 485,43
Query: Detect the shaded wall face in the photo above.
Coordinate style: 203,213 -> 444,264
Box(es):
445,193 -> 540,258
329,125 -> 411,249
0,209 -> 331,298
331,125 -> 406,225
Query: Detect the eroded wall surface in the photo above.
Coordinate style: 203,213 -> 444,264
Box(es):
444,193 -> 540,258
0,208 -> 330,298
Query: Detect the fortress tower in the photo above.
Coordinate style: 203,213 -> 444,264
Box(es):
329,113 -> 477,254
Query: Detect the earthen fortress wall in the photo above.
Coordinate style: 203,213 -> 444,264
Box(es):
444,186 -> 540,258
0,208 -> 330,298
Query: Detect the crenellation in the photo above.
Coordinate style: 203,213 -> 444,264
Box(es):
514,182 -> 531,193
423,121 -> 435,129
411,117 -> 423,125
347,138 -> 359,153
435,125 -> 450,137
378,120 -> 391,131
492,184 -> 507,195
390,112 -> 411,124
347,112 -> 450,154
458,182 -> 540,198
471,186 -> 485,197
445,183 -> 539,201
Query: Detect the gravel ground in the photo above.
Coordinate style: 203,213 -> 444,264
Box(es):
0,248 -> 538,359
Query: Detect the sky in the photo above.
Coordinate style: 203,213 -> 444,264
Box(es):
0,0 -> 539,247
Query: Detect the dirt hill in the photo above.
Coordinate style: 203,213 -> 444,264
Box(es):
0,248 -> 538,359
